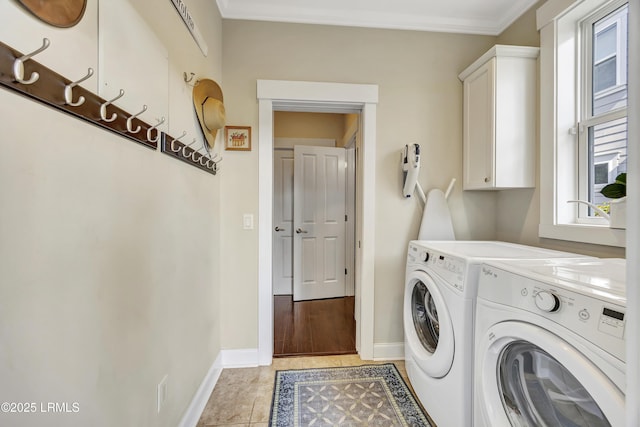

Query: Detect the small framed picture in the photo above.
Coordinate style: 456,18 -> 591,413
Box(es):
224,126 -> 252,151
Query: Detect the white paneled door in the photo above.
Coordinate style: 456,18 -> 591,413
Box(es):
273,150 -> 295,295
293,146 -> 347,301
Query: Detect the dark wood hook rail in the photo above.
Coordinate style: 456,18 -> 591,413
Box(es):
161,133 -> 218,175
0,40 -> 156,150
0,39 -> 219,176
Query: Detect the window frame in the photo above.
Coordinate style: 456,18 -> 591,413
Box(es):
537,0 -> 626,247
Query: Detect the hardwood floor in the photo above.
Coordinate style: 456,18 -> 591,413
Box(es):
273,295 -> 357,357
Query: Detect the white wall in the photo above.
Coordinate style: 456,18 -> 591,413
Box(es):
220,20 -> 497,348
0,1 -> 223,426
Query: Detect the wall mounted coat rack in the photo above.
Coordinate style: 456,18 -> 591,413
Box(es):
0,39 -> 157,150
161,132 -> 219,175
1,38 -> 220,176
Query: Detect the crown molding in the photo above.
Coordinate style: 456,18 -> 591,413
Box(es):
216,0 -> 538,35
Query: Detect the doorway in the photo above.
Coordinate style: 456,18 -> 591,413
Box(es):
272,113 -> 357,356
256,79 -> 378,365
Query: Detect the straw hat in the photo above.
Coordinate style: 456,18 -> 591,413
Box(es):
17,0 -> 87,28
193,79 -> 226,149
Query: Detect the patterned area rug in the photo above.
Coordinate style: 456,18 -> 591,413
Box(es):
269,363 -> 432,426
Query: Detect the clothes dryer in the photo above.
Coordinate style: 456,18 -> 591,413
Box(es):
404,241 -> 593,427
473,258 -> 626,427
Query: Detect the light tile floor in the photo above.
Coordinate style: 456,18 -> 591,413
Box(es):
196,355 -> 412,427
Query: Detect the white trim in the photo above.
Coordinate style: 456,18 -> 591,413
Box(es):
177,353 -> 223,427
626,0 -> 638,425
537,0 -> 581,29
216,0 -> 536,35
539,224 -> 626,246
341,118 -> 358,148
257,80 -> 378,105
358,103 -> 377,360
221,348 -> 260,368
258,98 -> 275,366
373,343 -> 405,361
257,80 -> 378,365
345,146 -> 356,296
457,45 -> 540,81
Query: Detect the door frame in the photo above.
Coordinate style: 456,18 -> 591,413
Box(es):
257,79 -> 378,365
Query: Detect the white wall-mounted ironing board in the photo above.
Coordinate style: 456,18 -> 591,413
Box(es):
418,186 -> 455,240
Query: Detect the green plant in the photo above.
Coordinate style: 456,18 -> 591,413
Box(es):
601,172 -> 626,199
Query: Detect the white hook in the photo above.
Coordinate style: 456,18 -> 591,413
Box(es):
192,144 -> 206,162
199,152 -> 211,167
192,147 -> 215,167
100,89 -> 125,122
181,139 -> 198,158
126,105 -> 147,133
209,156 -> 222,171
211,160 -> 220,175
170,131 -> 187,152
64,68 -> 94,107
146,117 -> 165,143
13,38 -> 50,85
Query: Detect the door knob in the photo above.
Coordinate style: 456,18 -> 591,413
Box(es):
296,228 -> 308,234
274,226 -> 285,232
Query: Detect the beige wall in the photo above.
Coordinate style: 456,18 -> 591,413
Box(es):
0,1 -> 223,426
220,20 -> 497,347
495,1 -> 625,257
274,111 -> 346,140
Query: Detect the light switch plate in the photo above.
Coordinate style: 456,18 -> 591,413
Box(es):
243,214 -> 254,230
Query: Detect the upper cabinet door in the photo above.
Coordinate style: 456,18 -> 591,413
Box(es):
459,45 -> 539,190
463,58 -> 496,189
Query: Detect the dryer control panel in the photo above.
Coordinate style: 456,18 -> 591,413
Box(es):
478,264 -> 626,361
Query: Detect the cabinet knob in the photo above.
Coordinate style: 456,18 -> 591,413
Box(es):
484,177 -> 490,183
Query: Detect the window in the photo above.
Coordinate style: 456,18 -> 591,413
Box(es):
580,3 -> 628,219
537,0 -> 628,247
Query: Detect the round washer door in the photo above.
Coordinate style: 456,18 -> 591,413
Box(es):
404,269 -> 454,378
476,321 -> 624,427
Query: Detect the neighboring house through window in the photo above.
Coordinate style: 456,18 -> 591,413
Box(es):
584,2 -> 628,211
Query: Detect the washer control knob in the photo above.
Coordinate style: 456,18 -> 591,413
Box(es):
579,309 -> 590,320
535,291 -> 561,312
422,252 -> 430,262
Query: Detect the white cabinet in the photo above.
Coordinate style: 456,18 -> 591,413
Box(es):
458,45 -> 539,190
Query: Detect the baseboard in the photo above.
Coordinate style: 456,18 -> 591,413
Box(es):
177,349 -> 259,427
373,342 -> 405,361
178,344 -> 402,426
221,348 -> 260,368
177,352 -> 223,427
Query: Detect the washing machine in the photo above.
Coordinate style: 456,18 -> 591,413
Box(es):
473,258 -> 626,427
404,241 -> 593,427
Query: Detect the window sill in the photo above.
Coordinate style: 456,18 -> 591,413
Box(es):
539,223 -> 626,248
